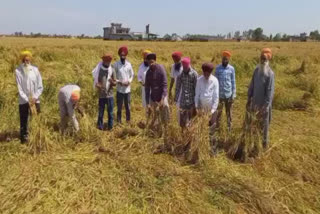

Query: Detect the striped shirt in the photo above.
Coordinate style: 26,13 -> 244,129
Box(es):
175,68 -> 198,109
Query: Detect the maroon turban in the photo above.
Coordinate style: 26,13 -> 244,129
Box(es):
118,46 -> 128,56
202,63 -> 214,73
172,51 -> 182,61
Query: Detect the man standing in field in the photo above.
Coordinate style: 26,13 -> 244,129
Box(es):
195,63 -> 219,155
215,51 -> 236,132
137,49 -> 152,113
58,84 -> 81,132
114,46 -> 134,124
144,53 -> 170,151
169,51 -> 183,101
15,51 -> 43,144
174,57 -> 198,131
95,53 -> 116,130
247,48 -> 275,149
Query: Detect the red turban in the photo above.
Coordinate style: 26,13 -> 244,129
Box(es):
202,63 -> 214,73
222,51 -> 232,58
261,48 -> 272,60
172,51 -> 182,61
118,46 -> 128,56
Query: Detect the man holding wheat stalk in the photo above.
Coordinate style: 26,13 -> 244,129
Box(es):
15,51 -> 43,144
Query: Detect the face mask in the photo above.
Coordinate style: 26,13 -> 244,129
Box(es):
174,63 -> 181,71
120,56 -> 126,64
144,61 -> 149,67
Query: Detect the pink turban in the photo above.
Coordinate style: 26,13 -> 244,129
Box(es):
181,57 -> 191,67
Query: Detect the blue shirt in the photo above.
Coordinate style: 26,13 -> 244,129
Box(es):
215,64 -> 236,99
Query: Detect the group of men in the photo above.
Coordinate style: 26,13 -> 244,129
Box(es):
15,46 -> 275,154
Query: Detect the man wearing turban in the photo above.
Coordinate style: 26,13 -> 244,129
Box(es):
247,48 -> 275,149
114,45 -> 134,123
215,50 -> 236,132
145,53 -> 170,153
58,85 -> 81,132
137,49 -> 152,113
169,51 -> 183,100
15,50 -> 43,143
174,57 -> 198,131
95,53 -> 116,130
195,63 -> 220,155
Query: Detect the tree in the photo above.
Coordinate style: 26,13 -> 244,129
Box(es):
234,31 -> 241,39
310,30 -> 320,40
252,28 -> 264,41
273,33 -> 282,41
163,34 -> 172,41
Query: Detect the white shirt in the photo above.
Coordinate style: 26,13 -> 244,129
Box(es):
170,63 -> 183,81
114,60 -> 134,94
195,75 -> 219,114
137,63 -> 149,84
137,63 -> 149,107
15,64 -> 43,105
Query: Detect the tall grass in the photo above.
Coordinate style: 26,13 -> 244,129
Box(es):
0,38 -> 320,214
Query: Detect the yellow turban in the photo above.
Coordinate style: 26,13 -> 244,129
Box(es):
20,50 -> 32,59
142,49 -> 152,58
71,90 -> 81,102
261,48 -> 272,60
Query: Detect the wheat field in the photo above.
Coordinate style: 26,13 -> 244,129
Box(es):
0,37 -> 320,214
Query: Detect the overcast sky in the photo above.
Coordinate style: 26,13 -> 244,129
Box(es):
0,0 -> 319,36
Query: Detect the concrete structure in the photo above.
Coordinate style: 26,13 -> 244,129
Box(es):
103,23 -> 158,40
103,23 -> 133,40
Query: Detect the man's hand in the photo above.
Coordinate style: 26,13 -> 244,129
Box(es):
96,83 -> 102,89
147,104 -> 152,115
29,98 -> 36,106
159,98 -> 165,107
122,81 -> 130,86
209,113 -> 215,127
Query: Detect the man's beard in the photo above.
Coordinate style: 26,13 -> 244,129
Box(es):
258,61 -> 269,75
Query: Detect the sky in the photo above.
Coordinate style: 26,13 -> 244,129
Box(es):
0,0 -> 319,37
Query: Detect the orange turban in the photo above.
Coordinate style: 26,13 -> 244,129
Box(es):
71,90 -> 80,102
261,48 -> 272,60
101,53 -> 113,61
222,51 -> 232,58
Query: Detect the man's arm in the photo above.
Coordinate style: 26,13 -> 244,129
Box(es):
160,65 -> 168,99
169,78 -> 175,98
231,68 -> 236,99
174,74 -> 182,103
194,78 -> 200,109
145,71 -> 151,105
33,68 -> 43,100
264,72 -> 275,108
247,69 -> 256,108
211,79 -> 219,114
15,69 -> 29,103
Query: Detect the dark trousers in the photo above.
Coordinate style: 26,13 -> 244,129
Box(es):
19,103 -> 40,143
216,98 -> 233,131
116,92 -> 131,123
97,97 -> 114,130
